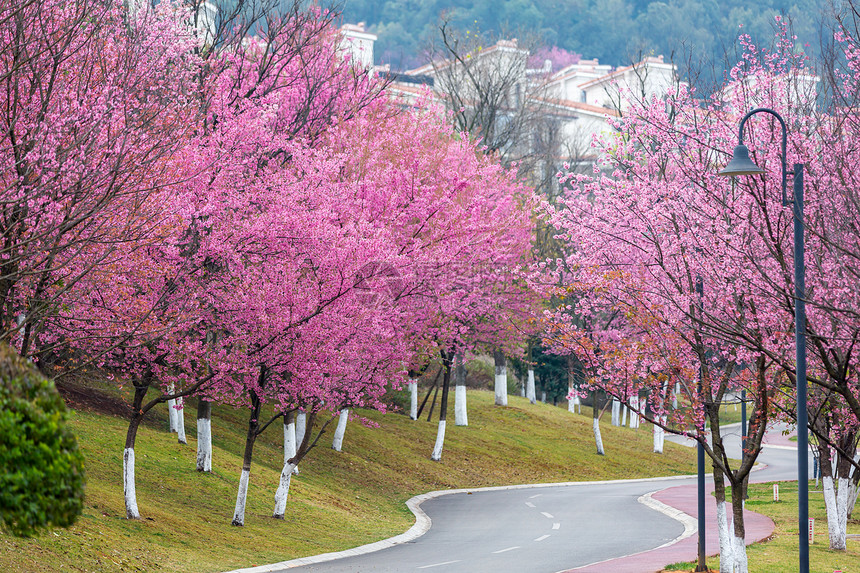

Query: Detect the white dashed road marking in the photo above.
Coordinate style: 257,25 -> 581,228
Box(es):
418,561 -> 461,569
534,535 -> 551,542
525,501 -> 536,508
552,523 -> 561,530
541,511 -> 554,519
492,546 -> 520,554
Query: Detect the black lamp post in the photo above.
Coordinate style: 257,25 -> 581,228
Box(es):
695,276 -> 707,572
717,107 -> 808,573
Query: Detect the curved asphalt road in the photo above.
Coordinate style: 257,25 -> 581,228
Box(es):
229,422 -> 810,573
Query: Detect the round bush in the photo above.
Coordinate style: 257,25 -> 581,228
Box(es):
0,345 -> 85,537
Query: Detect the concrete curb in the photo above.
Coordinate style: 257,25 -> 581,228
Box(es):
221,474 -> 703,573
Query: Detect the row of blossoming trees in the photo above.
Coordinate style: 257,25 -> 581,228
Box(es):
536,21 -> 860,572
0,0 -> 537,526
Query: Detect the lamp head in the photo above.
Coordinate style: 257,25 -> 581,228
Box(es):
718,144 -> 765,177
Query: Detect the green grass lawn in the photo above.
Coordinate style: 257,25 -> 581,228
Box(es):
665,481 -> 860,572
0,383 -> 698,573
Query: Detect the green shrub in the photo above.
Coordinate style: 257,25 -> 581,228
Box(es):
0,344 -> 85,537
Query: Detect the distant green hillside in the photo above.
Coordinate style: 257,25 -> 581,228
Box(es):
342,0 -> 826,75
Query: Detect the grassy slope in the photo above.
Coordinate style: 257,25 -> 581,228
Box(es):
1,388 -> 698,573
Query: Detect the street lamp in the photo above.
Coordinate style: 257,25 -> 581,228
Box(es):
718,107 -> 808,573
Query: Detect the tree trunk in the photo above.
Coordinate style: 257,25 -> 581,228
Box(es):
283,411 -> 299,476
124,383 -> 149,519
196,399 -> 212,472
432,352 -> 453,461
408,379 -> 418,420
232,373 -> 264,527
653,416 -> 665,453
620,401 -> 627,426
454,352 -> 468,426
592,392 -> 604,455
296,412 -> 307,446
730,478 -> 749,573
611,399 -> 620,426
629,396 -> 639,428
331,409 -> 349,452
167,382 -> 178,433
527,369 -> 536,404
175,395 -> 187,444
273,462 -> 297,519
493,348 -> 507,406
713,469 -> 734,573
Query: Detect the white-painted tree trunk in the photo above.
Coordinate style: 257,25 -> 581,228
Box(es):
123,448 -> 140,519
653,416 -> 665,453
231,469 -> 250,526
593,418 -> 605,456
526,369 -> 536,404
431,420 -> 446,461
716,500 -> 734,573
673,382 -> 680,410
733,532 -> 749,573
167,383 -> 178,433
611,399 -> 620,426
196,414 -> 212,472
454,354 -> 467,426
175,396 -> 187,444
822,475 -> 849,550
620,402 -> 627,426
454,385 -> 468,426
284,417 -> 299,476
331,409 -> 349,452
408,380 -> 418,420
570,394 -> 581,413
296,412 -> 307,446
629,396 -> 640,428
848,478 -> 860,520
494,367 -> 508,406
272,462 -> 296,518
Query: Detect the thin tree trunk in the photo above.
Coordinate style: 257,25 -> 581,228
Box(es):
167,382 -> 178,433
124,383 -> 149,520
196,399 -> 212,472
653,416 -> 665,453
454,352 -> 468,426
432,351 -> 453,461
611,399 -> 620,426
273,411 -> 298,518
284,411 -> 299,475
730,478 -> 749,573
296,412 -> 306,447
175,395 -> 186,444
273,412 -> 320,519
527,369 -> 536,404
593,391 -> 604,455
331,409 -> 349,452
629,396 -> 639,428
408,379 -> 418,420
620,401 -> 627,426
493,348 -> 507,406
232,368 -> 266,526
713,469 -> 734,573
